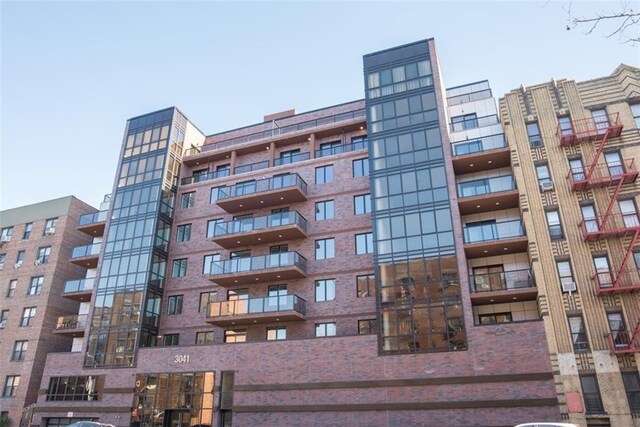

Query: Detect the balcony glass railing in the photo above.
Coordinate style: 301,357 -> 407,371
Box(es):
181,169 -> 230,185
218,174 -> 307,200
450,115 -> 499,133
469,268 -> 533,293
56,314 -> 87,331
71,243 -> 101,259
63,278 -> 95,293
208,294 -> 306,318
78,211 -> 107,226
452,134 -> 506,156
463,219 -> 525,243
315,139 -> 368,158
234,160 -> 270,175
274,152 -> 310,167
208,251 -> 307,276
457,175 -> 515,198
213,211 -> 307,237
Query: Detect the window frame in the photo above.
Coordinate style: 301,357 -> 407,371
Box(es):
3,375 -> 20,397
315,279 -> 336,302
315,322 -> 337,338
315,165 -> 334,184
354,194 -> 372,215
315,200 -> 335,221
11,340 -> 28,361
315,238 -> 335,260
171,258 -> 188,278
195,331 -> 215,345
355,232 -> 374,255
545,209 -> 564,240
266,326 -> 287,341
352,158 -> 370,177
175,224 -> 192,242
166,295 -> 184,315
568,315 -> 589,352
180,192 -> 195,209
27,276 -> 44,296
20,307 -> 36,327
526,122 -> 543,147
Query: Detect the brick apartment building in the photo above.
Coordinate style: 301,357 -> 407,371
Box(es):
0,38 -> 637,427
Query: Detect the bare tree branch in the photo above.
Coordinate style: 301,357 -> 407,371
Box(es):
566,0 -> 640,45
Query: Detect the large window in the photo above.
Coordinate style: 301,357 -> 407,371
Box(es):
355,232 -> 374,254
315,279 -> 336,302
224,329 -> 247,343
163,334 -> 179,346
36,246 -> 51,264
3,376 -> 20,397
199,291 -> 217,313
196,331 -> 214,345
354,194 -> 372,214
556,260 -> 575,290
202,254 -> 220,275
357,274 -> 376,298
206,219 -> 222,238
315,322 -> 336,337
210,187 -> 222,204
580,375 -> 604,414
622,372 -> 640,413
20,307 -> 36,327
607,312 -> 627,349
176,224 -> 191,242
6,280 -> 16,298
28,276 -> 44,295
167,295 -> 183,315
546,210 -> 564,240
315,200 -> 335,221
315,238 -> 335,260
353,158 -> 369,177
180,192 -> 195,209
451,113 -> 478,131
315,165 -> 334,184
11,341 -> 27,361
172,259 -> 188,278
526,122 -> 543,147
266,326 -> 286,341
568,315 -> 588,352
358,319 -> 378,335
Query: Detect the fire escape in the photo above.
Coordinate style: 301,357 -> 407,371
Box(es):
558,112 -> 640,354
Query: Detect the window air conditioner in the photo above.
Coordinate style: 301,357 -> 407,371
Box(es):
45,227 -> 56,235
561,282 -> 577,293
14,262 -> 22,269
34,259 -> 41,266
527,115 -> 535,122
540,181 -> 554,192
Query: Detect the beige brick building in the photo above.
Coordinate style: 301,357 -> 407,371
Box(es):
500,64 -> 640,426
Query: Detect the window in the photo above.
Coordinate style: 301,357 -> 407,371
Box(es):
224,329 -> 247,343
15,250 -> 25,267
216,163 -> 230,177
479,313 -> 513,325
36,246 -> 51,264
28,276 -> 44,295
593,256 -> 613,289
172,259 -> 188,278
607,312 -> 627,349
354,194 -> 372,214
267,326 -> 286,341
451,113 -> 478,131
352,158 -> 369,177
580,375 -> 604,414
355,232 -> 374,254
163,334 -> 179,346
180,192 -> 195,209
568,315 -> 589,352
0,254 -> 4,269
631,104 -> 640,128
44,218 -> 58,234
6,280 -> 16,298
11,341 -> 27,361
167,295 -> 183,315
558,116 -> 573,136
556,260 -> 575,290
176,224 -> 191,242
358,319 -> 378,335
546,210 -> 563,239
196,331 -> 215,345
569,158 -> 585,182
0,310 -> 8,328
1,227 -> 13,242
526,122 -> 543,147
20,307 -> 36,327
203,254 -> 220,275
199,291 -> 217,313
622,372 -> 640,413
619,199 -> 640,228
315,279 -> 336,302
536,164 -> 551,185
46,376 -> 101,401
236,180 -> 256,195
315,238 -> 335,260
315,165 -> 334,184
357,274 -> 376,298
315,322 -> 336,337
23,223 -> 32,240
591,109 -> 609,132
278,149 -> 300,165
206,219 -> 222,238
581,204 -> 598,233
315,200 -> 335,221
210,187 -> 222,203
317,141 -> 342,157
3,376 -> 19,397
604,151 -> 623,176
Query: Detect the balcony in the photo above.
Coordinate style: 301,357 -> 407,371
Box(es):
208,251 -> 307,286
54,314 -> 87,337
274,152 -> 310,167
451,135 -> 510,174
457,175 -> 518,214
567,159 -> 638,191
557,112 -> 623,146
606,329 -> 640,355
463,219 -> 528,258
469,268 -> 537,304
594,267 -> 640,295
234,160 -> 269,175
216,174 -> 308,213
210,211 -> 307,249
206,294 -> 306,326
579,213 -> 640,240
62,278 -> 95,301
69,243 -> 101,268
315,139 -> 367,158
181,169 -> 230,186
77,211 -> 107,236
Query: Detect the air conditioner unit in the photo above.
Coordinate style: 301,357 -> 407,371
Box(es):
558,108 -> 567,116
0,235 -> 11,243
14,262 -> 22,269
34,259 -> 41,266
540,181 -> 555,192
45,227 -> 56,235
561,282 -> 577,293
526,115 -> 535,122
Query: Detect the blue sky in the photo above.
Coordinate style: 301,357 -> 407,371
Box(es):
1,1 -> 638,210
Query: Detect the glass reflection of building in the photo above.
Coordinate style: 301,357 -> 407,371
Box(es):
363,40 -> 466,354
85,108 -> 205,368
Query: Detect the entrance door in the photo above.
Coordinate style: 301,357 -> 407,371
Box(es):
163,410 -> 190,427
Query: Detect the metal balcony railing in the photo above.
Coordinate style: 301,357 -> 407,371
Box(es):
181,169 -> 230,185
315,139 -> 368,158
208,251 -> 307,276
274,152 -> 310,167
557,112 -> 623,146
469,268 -> 533,293
234,160 -> 270,175
207,294 -> 306,319
568,159 -> 638,191
212,211 -> 307,237
580,213 -> 640,240
55,314 -> 87,331
452,134 -> 506,157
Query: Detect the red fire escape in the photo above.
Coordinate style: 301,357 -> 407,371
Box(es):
558,112 -> 640,354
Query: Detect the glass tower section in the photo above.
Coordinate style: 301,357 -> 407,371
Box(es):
85,108 -> 192,367
363,40 -> 467,354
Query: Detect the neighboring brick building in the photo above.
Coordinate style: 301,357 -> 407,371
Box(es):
500,64 -> 640,427
0,196 -> 97,426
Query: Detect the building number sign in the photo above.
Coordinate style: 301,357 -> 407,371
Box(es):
174,354 -> 190,364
